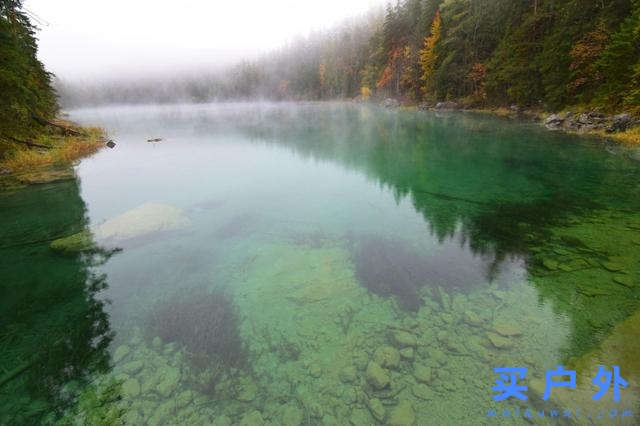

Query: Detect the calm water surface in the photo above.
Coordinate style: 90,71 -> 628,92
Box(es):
1,103 -> 639,425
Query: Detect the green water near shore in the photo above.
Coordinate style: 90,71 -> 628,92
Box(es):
1,103 -> 639,425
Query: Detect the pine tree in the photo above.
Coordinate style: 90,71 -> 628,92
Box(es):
595,0 -> 640,108
0,0 -> 57,146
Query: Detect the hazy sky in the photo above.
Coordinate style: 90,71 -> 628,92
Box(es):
25,0 -> 385,82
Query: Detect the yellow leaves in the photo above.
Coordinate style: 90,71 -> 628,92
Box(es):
419,11 -> 442,98
360,86 -> 371,101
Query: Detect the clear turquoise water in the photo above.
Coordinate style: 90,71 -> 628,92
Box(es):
1,103 -> 639,425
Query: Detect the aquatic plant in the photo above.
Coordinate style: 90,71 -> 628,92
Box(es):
146,289 -> 247,371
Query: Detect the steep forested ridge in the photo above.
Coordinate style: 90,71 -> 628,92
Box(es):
0,0 -> 57,151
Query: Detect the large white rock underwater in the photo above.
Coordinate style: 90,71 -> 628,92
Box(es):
50,202 -> 190,253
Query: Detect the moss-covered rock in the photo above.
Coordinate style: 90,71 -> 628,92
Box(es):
390,330 -> 417,348
388,401 -> 415,426
413,364 -> 432,384
281,404 -> 304,426
366,361 -> 390,390
239,410 -> 264,426
374,346 -> 400,369
367,398 -> 385,422
339,365 -> 358,383
50,230 -> 93,253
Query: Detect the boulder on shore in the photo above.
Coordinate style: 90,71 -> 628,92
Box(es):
383,98 -> 400,108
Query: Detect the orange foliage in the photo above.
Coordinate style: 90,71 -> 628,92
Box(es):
568,21 -> 608,93
467,62 -> 487,99
376,47 -> 405,90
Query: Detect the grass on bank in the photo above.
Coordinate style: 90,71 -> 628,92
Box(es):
600,126 -> 640,145
0,122 -> 105,174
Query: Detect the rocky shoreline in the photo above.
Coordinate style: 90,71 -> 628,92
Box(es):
380,98 -> 639,143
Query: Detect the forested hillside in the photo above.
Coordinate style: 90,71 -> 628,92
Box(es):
237,0 -> 640,111
0,0 -> 57,150
57,0 -> 639,114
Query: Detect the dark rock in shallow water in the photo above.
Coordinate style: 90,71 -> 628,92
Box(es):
435,101 -> 459,110
383,98 -> 400,108
544,114 -> 565,129
607,113 -> 633,133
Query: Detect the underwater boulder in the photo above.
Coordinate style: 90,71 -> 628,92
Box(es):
366,361 -> 390,390
50,202 -> 189,252
388,401 -> 415,426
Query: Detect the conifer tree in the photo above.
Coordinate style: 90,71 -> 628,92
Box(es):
0,0 -> 57,145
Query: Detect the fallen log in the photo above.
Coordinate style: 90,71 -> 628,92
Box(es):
33,116 -> 85,136
5,135 -> 52,150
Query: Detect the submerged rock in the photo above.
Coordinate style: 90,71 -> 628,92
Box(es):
413,365 -> 432,384
239,410 -> 264,426
50,202 -> 190,252
374,346 -> 401,369
339,366 -> 358,383
411,383 -> 434,400
308,363 -> 323,378
120,360 -> 144,375
366,361 -> 390,390
367,398 -> 385,422
492,323 -> 522,337
391,330 -> 417,348
50,231 -> 94,253
157,366 -> 181,397
388,401 -> 415,426
113,345 -> 130,363
399,347 -> 414,360
122,378 -> 140,398
212,415 -> 232,426
487,332 -> 513,349
350,408 -> 372,425
281,404 -> 304,426
463,310 -> 482,327
236,378 -> 258,402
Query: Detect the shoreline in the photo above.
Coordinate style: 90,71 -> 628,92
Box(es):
0,119 -> 108,189
392,101 -> 640,145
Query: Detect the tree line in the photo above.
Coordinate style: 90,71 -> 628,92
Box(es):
0,0 -> 57,152
59,0 -> 639,113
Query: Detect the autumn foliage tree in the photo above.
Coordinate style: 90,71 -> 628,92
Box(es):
419,10 -> 441,100
568,21 -> 608,98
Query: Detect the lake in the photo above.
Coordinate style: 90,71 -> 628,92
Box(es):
1,102 -> 639,425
